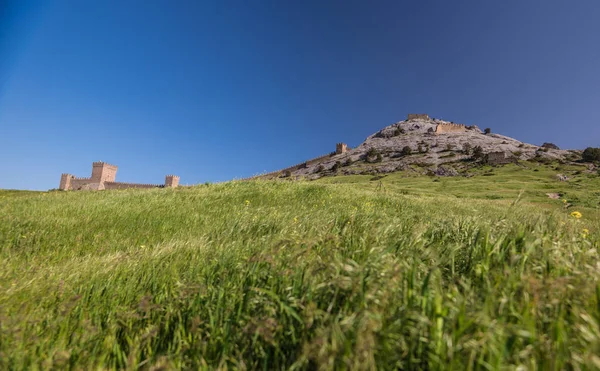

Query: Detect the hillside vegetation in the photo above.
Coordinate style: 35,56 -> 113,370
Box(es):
1,165 -> 599,369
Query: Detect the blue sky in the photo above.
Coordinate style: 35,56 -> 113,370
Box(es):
1,0 -> 599,190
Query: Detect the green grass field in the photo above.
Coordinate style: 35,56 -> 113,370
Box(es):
1,164 -> 599,369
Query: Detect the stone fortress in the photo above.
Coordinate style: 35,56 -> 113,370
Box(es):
59,162 -> 179,191
406,114 -> 467,134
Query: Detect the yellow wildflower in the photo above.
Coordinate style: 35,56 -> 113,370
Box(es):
245,200 -> 250,206
582,228 -> 590,239
293,217 -> 298,224
562,199 -> 567,204
570,211 -> 582,219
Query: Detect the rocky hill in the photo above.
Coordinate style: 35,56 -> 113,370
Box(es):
257,115 -> 581,180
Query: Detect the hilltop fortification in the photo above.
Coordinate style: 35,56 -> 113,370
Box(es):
248,113 -> 575,180
59,162 -> 179,191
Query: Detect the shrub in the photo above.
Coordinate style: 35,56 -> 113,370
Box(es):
366,147 -> 379,158
446,143 -> 453,151
427,127 -> 435,134
472,146 -> 484,160
401,146 -> 412,156
463,143 -> 472,155
343,158 -> 353,167
582,147 -> 600,162
331,161 -> 341,172
512,151 -> 523,157
484,128 -> 491,134
417,144 -> 423,153
375,154 -> 383,163
394,127 -> 405,136
542,142 -> 560,150
316,165 -> 324,173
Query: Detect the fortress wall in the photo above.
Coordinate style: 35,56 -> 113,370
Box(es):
435,123 -> 466,134
407,114 -> 429,120
487,152 -> 512,165
253,152 -> 335,179
69,178 -> 96,190
59,162 -> 179,190
104,182 -> 162,190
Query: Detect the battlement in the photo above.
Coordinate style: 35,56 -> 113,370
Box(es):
407,114 -> 430,121
435,123 -> 466,134
59,162 -> 179,191
92,161 -> 118,168
165,175 -> 180,188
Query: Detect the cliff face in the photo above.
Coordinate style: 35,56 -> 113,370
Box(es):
259,116 -> 578,180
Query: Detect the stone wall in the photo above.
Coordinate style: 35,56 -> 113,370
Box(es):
70,178 -> 104,190
407,114 -> 429,120
246,142 -> 350,180
487,152 -> 512,165
435,123 -> 466,134
104,182 -> 162,190
59,162 -> 179,190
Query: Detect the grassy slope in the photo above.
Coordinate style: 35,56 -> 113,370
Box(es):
0,165 -> 599,369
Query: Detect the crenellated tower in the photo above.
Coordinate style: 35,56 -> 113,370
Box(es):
336,143 -> 348,154
59,174 -> 73,190
91,162 -> 118,183
165,175 -> 180,188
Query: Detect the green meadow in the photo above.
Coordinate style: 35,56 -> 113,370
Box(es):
1,163 -> 599,369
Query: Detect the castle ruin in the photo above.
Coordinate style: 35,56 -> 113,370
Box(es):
407,114 -> 429,121
336,143 -> 348,154
59,162 -> 179,191
407,113 -> 467,134
487,152 -> 512,165
435,123 -> 466,134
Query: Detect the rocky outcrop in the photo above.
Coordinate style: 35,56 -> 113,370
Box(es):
257,115 -> 577,180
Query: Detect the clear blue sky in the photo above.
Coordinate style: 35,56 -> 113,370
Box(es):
1,0 -> 599,190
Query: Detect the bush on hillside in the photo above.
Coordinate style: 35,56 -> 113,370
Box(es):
401,146 -> 412,156
484,128 -> 491,134
472,145 -> 484,160
463,143 -> 472,155
366,147 -> 379,158
542,142 -> 560,150
582,147 -> 600,162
